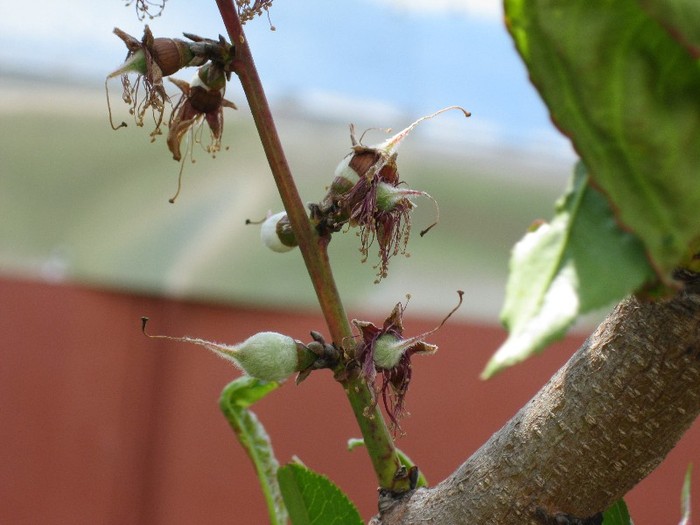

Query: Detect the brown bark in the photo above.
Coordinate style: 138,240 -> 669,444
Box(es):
374,284 -> 700,524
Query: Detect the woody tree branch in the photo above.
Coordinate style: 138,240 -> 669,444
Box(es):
374,281 -> 700,524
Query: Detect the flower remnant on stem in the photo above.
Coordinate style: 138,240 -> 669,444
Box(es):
107,26 -> 187,138
167,63 -> 237,162
352,290 -> 464,433
125,0 -> 168,21
106,26 -> 238,202
236,0 -> 275,27
310,106 -> 470,282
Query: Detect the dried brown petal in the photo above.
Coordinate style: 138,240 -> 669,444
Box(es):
166,72 -> 237,162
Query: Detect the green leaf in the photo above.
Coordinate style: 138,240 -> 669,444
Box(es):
347,438 -> 428,488
277,461 -> 363,525
680,463 -> 692,525
603,499 -> 633,525
483,163 -> 654,378
219,377 -> 287,525
504,0 -> 700,275
640,0 -> 700,58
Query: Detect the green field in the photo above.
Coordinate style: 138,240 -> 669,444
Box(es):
0,79 -> 572,320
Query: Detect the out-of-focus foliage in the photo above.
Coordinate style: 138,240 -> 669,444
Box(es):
485,163 -> 653,377
493,0 -> 700,374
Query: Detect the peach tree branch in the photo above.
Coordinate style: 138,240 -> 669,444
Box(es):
214,0 -> 408,492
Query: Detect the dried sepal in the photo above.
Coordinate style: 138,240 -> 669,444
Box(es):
182,33 -> 236,77
165,64 -> 237,202
167,64 -> 237,162
373,106 -> 471,154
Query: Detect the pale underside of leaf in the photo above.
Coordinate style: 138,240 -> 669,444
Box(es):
219,377 -> 288,525
504,0 -> 700,275
483,164 -> 653,378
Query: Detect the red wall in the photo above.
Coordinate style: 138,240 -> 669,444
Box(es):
0,277 -> 697,523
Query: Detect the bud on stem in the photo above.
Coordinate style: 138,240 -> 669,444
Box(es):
260,212 -> 298,252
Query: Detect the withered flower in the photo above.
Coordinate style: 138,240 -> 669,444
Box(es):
125,0 -> 168,21
167,62 -> 237,162
107,25 -> 204,138
317,106 -> 470,282
237,0 -> 275,25
352,291 -> 463,433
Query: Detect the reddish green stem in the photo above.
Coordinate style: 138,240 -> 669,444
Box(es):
217,2 -> 346,340
215,0 -> 406,491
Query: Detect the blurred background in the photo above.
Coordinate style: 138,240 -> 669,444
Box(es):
1,0 -> 696,523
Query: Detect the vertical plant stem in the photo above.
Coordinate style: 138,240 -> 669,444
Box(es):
218,2 -> 346,340
215,0 -> 406,491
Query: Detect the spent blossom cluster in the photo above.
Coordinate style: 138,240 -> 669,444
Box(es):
120,2 -> 472,446
106,25 -> 237,200
262,107 -> 471,281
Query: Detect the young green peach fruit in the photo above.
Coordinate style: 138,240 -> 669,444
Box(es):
374,182 -> 424,213
224,331 -> 311,382
141,320 -> 317,383
372,332 -> 438,369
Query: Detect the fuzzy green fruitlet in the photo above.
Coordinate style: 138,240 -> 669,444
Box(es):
141,320 -> 317,382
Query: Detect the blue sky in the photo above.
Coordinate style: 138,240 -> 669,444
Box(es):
0,0 -> 574,156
